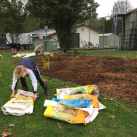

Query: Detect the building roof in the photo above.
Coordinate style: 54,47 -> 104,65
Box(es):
99,33 -> 112,37
30,23 -> 101,38
128,8 -> 137,14
113,8 -> 137,17
74,23 -> 102,33
30,29 -> 56,38
114,12 -> 127,17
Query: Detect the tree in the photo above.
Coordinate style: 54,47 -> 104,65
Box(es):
0,0 -> 27,43
105,18 -> 113,33
23,16 -> 44,33
0,0 -> 8,35
26,0 -> 99,53
88,18 -> 113,33
113,0 -> 133,15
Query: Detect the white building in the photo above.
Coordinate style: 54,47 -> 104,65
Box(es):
31,23 -> 101,49
74,24 -> 101,48
30,29 -> 56,49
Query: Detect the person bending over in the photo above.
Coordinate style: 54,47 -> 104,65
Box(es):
10,57 -> 50,101
9,42 -> 18,55
34,44 -> 44,56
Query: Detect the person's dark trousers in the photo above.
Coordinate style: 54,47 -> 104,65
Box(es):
35,66 -> 50,95
17,47 -> 19,52
20,67 -> 44,88
20,66 -> 50,95
20,77 -> 29,91
35,66 -> 45,86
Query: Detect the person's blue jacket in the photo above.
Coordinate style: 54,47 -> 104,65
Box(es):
17,57 -> 37,76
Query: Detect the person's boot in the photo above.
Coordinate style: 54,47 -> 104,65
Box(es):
42,83 -> 50,95
23,86 -> 29,91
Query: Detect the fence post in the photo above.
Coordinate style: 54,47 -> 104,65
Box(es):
103,21 -> 105,56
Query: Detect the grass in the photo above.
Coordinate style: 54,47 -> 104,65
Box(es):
0,50 -> 137,137
74,50 -> 137,58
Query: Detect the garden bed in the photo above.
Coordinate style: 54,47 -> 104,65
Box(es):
13,54 -> 137,104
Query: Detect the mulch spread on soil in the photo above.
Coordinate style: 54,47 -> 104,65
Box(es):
13,54 -> 137,104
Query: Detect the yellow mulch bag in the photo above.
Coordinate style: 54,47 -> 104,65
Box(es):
43,85 -> 105,125
64,94 -> 99,108
56,85 -> 93,99
1,89 -> 35,116
44,105 -> 88,125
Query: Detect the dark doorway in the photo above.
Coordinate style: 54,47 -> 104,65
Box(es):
73,33 -> 80,48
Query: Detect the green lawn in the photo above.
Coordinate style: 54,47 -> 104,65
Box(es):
76,50 -> 137,58
0,50 -> 137,137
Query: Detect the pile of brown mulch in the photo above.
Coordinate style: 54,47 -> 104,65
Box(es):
13,54 -> 137,104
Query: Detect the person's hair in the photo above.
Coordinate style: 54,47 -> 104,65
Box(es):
14,65 -> 28,79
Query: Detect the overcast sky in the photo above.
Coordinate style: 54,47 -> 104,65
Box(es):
95,0 -> 137,18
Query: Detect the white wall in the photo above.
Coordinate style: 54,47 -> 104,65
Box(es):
6,34 -> 12,44
50,26 -> 100,49
76,26 -> 100,48
33,37 -> 49,48
6,33 -> 32,45
32,26 -> 100,49
18,33 -> 32,44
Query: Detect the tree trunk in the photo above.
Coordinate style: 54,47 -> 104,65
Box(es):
55,26 -> 73,53
64,49 -> 67,53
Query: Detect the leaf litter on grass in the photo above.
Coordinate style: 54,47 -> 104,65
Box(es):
9,124 -> 15,127
1,131 -> 12,137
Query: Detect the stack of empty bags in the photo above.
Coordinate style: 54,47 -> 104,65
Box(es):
43,85 -> 106,125
1,89 -> 36,116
